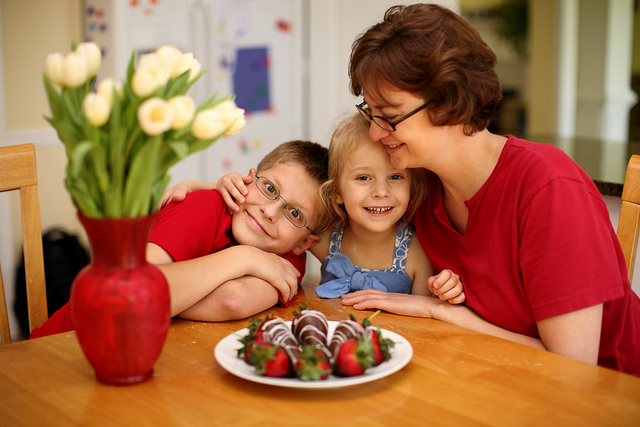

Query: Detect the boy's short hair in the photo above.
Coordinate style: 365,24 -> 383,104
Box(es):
349,3 -> 502,136
257,140 -> 330,233
320,113 -> 427,229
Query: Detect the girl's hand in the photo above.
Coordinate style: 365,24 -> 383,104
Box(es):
428,269 -> 465,304
217,168 -> 255,213
159,180 -> 215,209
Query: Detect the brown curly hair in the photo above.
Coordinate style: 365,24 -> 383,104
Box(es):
349,4 -> 502,136
320,113 -> 428,230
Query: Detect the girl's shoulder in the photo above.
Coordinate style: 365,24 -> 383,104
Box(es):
405,231 -> 433,279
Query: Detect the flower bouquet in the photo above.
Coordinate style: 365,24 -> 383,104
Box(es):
42,42 -> 245,385
44,42 -> 245,218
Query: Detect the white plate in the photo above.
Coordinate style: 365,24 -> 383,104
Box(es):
214,320 -> 413,389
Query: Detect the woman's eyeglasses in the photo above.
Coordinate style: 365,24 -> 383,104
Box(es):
356,101 -> 429,132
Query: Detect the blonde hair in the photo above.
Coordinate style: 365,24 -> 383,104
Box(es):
320,113 -> 428,230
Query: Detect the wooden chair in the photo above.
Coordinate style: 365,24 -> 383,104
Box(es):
0,144 -> 47,344
617,154 -> 640,284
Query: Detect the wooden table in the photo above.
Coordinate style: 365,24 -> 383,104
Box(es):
1,282 -> 639,426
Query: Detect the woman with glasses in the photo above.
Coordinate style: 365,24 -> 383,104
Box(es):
341,3 -> 640,376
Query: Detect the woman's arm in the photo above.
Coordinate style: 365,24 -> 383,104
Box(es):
341,290 -> 546,349
342,289 -> 604,364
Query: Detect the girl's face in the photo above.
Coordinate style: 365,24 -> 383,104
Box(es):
364,86 -> 448,171
337,139 -> 411,234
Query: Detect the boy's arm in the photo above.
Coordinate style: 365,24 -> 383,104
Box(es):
147,243 -> 300,317
177,276 -> 280,321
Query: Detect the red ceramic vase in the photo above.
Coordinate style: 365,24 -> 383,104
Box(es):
71,212 -> 171,385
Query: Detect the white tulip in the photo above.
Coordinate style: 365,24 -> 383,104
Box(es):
137,97 -> 174,136
191,109 -> 226,140
173,53 -> 201,81
96,78 -> 123,108
168,96 -> 195,130
82,93 -> 111,127
131,65 -> 170,98
75,42 -> 102,77
45,53 -> 64,86
212,100 -> 246,136
156,45 -> 182,77
62,52 -> 88,88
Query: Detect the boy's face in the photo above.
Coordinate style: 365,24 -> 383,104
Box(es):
231,163 -> 321,255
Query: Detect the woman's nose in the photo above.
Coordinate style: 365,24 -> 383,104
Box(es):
369,121 -> 391,141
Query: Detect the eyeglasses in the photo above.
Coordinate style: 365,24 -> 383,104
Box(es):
255,175 -> 312,232
356,101 -> 429,132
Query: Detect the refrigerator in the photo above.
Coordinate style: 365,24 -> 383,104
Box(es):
83,0 -> 307,185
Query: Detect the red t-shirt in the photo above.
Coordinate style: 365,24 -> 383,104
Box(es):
415,135 -> 640,375
30,189 -> 305,339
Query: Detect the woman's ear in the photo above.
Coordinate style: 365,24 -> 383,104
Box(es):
336,191 -> 344,205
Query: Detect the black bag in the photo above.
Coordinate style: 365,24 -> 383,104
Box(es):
14,228 -> 90,338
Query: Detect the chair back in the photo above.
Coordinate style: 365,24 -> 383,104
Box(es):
0,144 -> 47,344
617,154 -> 640,284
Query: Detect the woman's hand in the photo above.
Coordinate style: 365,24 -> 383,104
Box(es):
341,289 -> 439,318
216,168 -> 255,213
428,269 -> 465,304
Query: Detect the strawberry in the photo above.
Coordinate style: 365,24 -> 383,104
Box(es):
366,326 -> 395,366
248,342 -> 292,378
335,335 -> 375,376
237,313 -> 271,363
294,344 -> 332,381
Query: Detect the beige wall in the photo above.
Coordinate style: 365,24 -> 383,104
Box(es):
1,0 -> 86,250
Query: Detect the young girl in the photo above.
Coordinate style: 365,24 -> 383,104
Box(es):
163,114 -> 464,303
311,113 -> 463,302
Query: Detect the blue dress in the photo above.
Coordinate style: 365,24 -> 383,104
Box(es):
316,224 -> 414,298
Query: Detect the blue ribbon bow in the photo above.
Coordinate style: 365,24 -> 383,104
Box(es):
316,252 -> 388,298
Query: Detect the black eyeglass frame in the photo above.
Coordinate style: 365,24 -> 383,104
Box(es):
356,101 -> 430,132
254,175 -> 313,232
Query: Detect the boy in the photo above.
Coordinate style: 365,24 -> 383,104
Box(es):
147,140 -> 328,321
30,140 -> 328,337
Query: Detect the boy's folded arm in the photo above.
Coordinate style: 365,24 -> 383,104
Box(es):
176,276 -> 280,322
148,244 -> 299,316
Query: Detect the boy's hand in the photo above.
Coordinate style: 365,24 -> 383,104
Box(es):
428,269 -> 465,304
217,168 -> 255,213
237,246 -> 300,302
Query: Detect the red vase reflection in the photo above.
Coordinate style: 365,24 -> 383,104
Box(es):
71,213 -> 170,385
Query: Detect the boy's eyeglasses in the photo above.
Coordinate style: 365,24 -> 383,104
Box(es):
356,101 -> 430,132
255,175 -> 313,232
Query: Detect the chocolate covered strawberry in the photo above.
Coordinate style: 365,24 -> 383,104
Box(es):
262,317 -> 298,348
366,326 -> 395,366
328,318 -> 365,364
295,344 -> 332,381
334,335 -> 375,377
291,303 -> 329,349
248,342 -> 292,378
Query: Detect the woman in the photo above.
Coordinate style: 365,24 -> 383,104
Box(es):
341,3 -> 640,376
